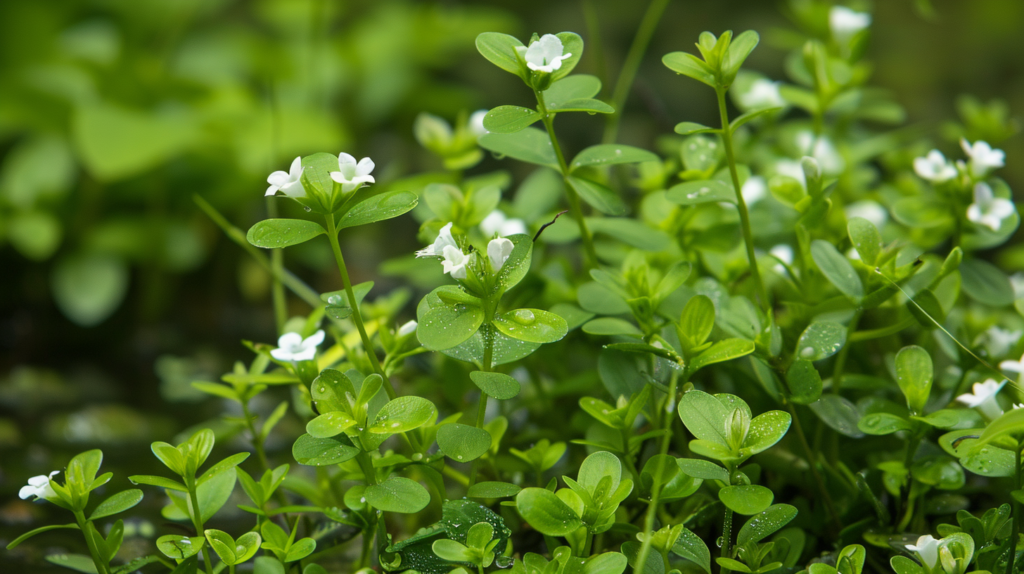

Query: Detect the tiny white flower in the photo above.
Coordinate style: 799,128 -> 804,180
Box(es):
845,200 -> 888,228
329,153 -> 375,192
906,535 -> 940,570
737,79 -> 784,111
796,132 -> 844,175
271,330 -> 325,362
398,320 -> 418,337
829,6 -> 871,40
525,34 -> 572,73
416,222 -> 458,258
966,182 -> 1014,232
265,156 -> 305,197
19,471 -> 59,501
956,379 -> 1006,420
469,110 -> 488,137
988,327 -> 1023,358
741,176 -> 767,205
481,210 -> 527,237
487,237 -> 514,272
441,245 -> 470,279
913,150 -> 957,184
961,138 -> 1005,177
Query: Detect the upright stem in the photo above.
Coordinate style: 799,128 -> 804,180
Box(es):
469,323 -> 495,486
633,374 -> 679,574
324,215 -> 397,401
715,88 -> 769,311
186,479 -> 215,574
720,502 -> 734,574
786,403 -> 843,530
535,89 -> 599,268
602,0 -> 671,144
1005,442 -> 1022,574
266,198 -> 288,333
73,512 -> 110,574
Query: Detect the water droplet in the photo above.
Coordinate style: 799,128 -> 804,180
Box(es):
511,309 -> 536,325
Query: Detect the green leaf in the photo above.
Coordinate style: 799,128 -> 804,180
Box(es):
467,482 -> 522,499
551,32 -> 584,81
479,128 -> 558,169
197,453 -> 250,485
418,300 -> 485,351
291,434 -> 360,466
437,423 -> 492,462
938,430 -> 1014,477
729,107 -> 781,131
567,176 -> 627,216
492,309 -> 568,344
978,408 -> 1024,447
688,339 -> 754,374
515,487 -> 581,536
234,532 -> 261,564
246,219 -> 326,249
128,475 -> 188,492
578,451 -> 623,495
364,477 -> 431,514
587,218 -> 670,251
678,295 -> 715,350
671,528 -> 711,574
46,553 -> 99,574
89,489 -> 143,521
368,396 -> 437,434
667,180 -> 735,206
808,395 -> 865,438
890,555 -> 926,574
475,33 -> 525,77
495,233 -> 534,292
721,30 -> 759,82
742,411 -> 792,455
483,106 -> 543,134
543,75 -> 602,107
811,240 -> 864,299
796,322 -> 846,362
663,52 -> 716,87
582,317 -> 642,337
337,191 -> 418,230
960,258 -> 1013,307
204,529 -> 238,565
858,413 -> 913,435
678,390 -> 731,446
431,539 -> 473,563
285,538 -> 316,563
719,485 -> 773,515
848,217 -> 882,266
895,346 -> 933,414
469,371 -> 521,400
570,145 -> 659,172
157,535 -> 205,560
674,122 -> 718,136
677,458 -> 730,482
305,411 -> 358,438
6,523 -> 79,550
548,98 -> 614,114
735,504 -> 798,545
785,360 -> 822,405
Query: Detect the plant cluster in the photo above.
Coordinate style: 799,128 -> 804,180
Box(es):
8,2 -> 1024,574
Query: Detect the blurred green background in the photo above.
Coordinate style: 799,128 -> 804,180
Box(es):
1,0 -> 1021,568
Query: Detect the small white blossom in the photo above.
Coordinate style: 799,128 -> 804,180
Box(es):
795,132 -> 845,174
481,210 -> 527,237
741,176 -> 767,205
469,110 -> 488,137
416,223 -> 458,258
961,138 -> 1005,177
524,34 -> 572,73
967,182 -> 1014,232
1000,352 -> 1024,374
987,327 -> 1022,358
913,150 -> 957,184
398,320 -> 418,337
271,330 -> 324,362
265,156 -> 305,197
19,471 -> 59,501
487,237 -> 514,272
845,200 -> 888,228
956,379 -> 1006,420
329,153 -> 375,192
906,535 -> 940,570
441,245 -> 470,279
829,6 -> 871,40
737,79 -> 784,110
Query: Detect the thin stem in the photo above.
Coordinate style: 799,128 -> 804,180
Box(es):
582,531 -> 594,557
73,513 -> 111,574
715,88 -> 769,311
786,403 -> 843,531
634,373 -> 679,574
186,480 -> 215,574
720,505 -> 734,574
831,311 -> 861,393
535,89 -> 599,268
469,324 -> 494,486
266,198 -> 288,333
602,0 -> 671,144
324,215 -> 397,401
1006,442 -> 1022,574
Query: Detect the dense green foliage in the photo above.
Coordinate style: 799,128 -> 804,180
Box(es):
4,1 -> 1024,574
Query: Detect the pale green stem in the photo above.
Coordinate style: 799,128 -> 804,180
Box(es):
1006,442 -> 1022,574
633,373 -> 679,573
72,512 -> 111,574
186,479 -> 215,574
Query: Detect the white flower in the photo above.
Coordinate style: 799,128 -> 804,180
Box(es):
967,182 -> 1014,232
956,379 -> 1006,420
398,320 -> 418,337
961,138 -> 1005,177
829,6 -> 871,40
441,245 -> 470,279
988,328 -> 1023,358
913,150 -> 957,184
469,110 -> 488,137
416,222 -> 458,258
737,79 -> 784,110
741,176 -> 767,205
481,210 -> 527,237
271,330 -> 325,362
525,34 -> 572,73
329,153 -> 375,192
845,200 -> 888,228
906,535 -> 940,570
795,132 -> 845,174
19,471 -> 59,501
487,237 -> 514,272
775,159 -> 806,188
265,156 -> 305,197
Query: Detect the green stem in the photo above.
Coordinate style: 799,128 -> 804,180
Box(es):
469,324 -> 494,486
582,531 -> 594,557
535,89 -> 599,268
847,316 -> 915,342
786,403 -> 843,531
229,565 -> 236,574
720,505 -> 734,574
324,215 -> 397,401
186,480 -> 215,574
715,87 -> 769,311
602,0 -> 671,144
831,311 -> 861,393
72,512 -> 110,574
267,198 -> 288,333
1006,442 -> 1022,574
634,374 -> 679,574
